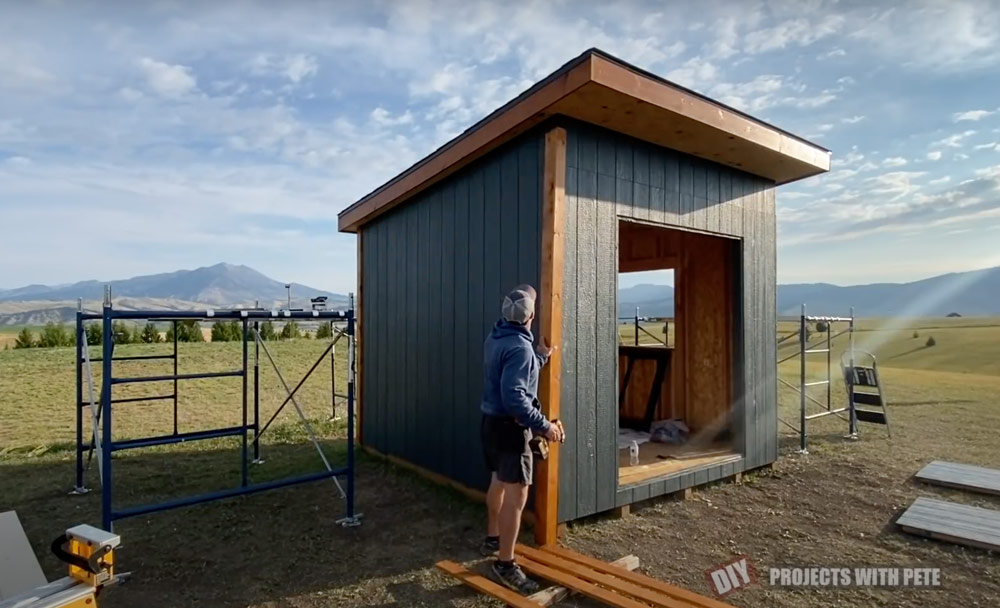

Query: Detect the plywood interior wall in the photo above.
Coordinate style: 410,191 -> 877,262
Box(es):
618,347 -> 676,426
618,220 -> 735,434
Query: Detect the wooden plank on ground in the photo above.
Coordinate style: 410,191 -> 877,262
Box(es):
435,561 -> 543,608
517,545 -> 690,608
537,545 -> 733,608
515,556 -> 652,608
897,497 -> 1000,552
528,554 -> 639,607
914,460 -> 1000,496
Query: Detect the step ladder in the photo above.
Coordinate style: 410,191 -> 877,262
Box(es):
841,350 -> 891,437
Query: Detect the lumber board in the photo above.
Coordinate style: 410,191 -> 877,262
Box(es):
435,561 -> 543,608
528,554 -> 639,606
517,545 -> 690,608
897,497 -> 1000,551
536,126 -> 566,546
515,556 -> 652,608
537,545 -> 733,608
914,460 -> 1000,496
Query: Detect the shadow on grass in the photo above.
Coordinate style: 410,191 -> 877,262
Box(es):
1,441 -> 493,607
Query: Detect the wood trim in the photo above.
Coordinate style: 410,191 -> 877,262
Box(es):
540,546 -> 734,608
363,446 -> 537,526
436,561 -> 544,608
536,127 -> 567,546
338,49 -> 829,233
356,230 -> 363,445
338,59 -> 592,232
517,545 -> 697,608
529,555 -> 640,606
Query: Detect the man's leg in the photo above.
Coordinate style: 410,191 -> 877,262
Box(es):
486,473 -> 504,537
497,481 -> 529,562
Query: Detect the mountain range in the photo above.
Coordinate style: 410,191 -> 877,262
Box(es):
619,266 -> 1000,318
0,264 -> 347,325
3,263 -> 999,326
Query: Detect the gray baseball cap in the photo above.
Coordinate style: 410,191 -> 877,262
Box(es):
502,284 -> 536,324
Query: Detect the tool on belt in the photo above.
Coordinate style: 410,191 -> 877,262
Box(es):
530,419 -> 565,460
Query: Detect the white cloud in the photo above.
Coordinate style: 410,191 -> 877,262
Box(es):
819,48 -> 847,59
934,130 -> 977,148
370,107 -> 414,127
744,15 -> 845,54
867,170 -> 927,200
928,176 -> 951,185
974,142 -> 1000,151
138,57 -> 197,97
883,157 -> 908,167
841,115 -> 865,124
4,156 -> 32,166
251,53 -> 318,83
927,150 -> 943,161
666,57 -> 718,88
953,109 -> 995,122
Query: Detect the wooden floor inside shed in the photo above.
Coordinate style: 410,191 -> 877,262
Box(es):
618,442 -> 740,487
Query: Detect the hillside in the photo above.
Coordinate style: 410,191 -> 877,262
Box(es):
0,264 -> 347,325
618,283 -> 675,318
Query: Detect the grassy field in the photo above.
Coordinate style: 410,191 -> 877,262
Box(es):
1,318 -> 999,607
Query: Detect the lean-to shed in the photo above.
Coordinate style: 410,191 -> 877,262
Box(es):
338,48 -> 830,543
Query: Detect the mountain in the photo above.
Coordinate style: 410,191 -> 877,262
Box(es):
615,266 -> 1000,319
0,264 -> 347,325
618,283 -> 675,318
777,266 -> 1000,317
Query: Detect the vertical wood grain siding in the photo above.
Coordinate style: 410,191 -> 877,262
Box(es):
360,134 -> 542,492
560,121 -> 777,522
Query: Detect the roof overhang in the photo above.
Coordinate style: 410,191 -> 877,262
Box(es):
339,49 -> 830,233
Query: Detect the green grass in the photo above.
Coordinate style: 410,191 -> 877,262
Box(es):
0,338 -> 349,449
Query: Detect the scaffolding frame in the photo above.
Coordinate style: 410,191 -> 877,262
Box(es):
72,288 -> 359,531
777,304 -> 857,454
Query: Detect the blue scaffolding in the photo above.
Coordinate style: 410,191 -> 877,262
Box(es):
72,290 -> 359,531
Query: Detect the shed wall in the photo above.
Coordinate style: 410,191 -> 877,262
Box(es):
559,121 -> 777,522
360,133 -> 544,492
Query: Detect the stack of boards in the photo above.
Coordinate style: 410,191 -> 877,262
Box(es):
897,460 -> 1000,552
438,544 -> 733,608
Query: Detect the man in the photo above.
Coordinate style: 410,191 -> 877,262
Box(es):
479,284 -> 564,594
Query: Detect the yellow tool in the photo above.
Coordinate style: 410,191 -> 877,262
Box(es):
0,524 -> 126,608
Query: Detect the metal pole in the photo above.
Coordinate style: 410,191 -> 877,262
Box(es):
634,306 -> 639,346
241,319 -> 249,487
253,320 -> 261,463
345,293 -> 357,523
74,300 -> 84,492
330,326 -> 338,421
848,307 -> 857,438
172,320 -> 178,436
799,304 -> 807,453
101,287 -> 114,531
826,320 -> 832,411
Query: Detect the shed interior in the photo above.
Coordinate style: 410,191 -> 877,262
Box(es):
616,220 -> 741,486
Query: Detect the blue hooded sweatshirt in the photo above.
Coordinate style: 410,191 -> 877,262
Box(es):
480,319 -> 552,433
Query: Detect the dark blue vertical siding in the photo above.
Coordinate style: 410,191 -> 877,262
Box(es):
359,133 -> 543,492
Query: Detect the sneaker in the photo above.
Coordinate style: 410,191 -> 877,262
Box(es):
492,560 -> 540,594
479,536 -> 500,556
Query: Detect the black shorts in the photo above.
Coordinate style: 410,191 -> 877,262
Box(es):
481,414 -> 533,485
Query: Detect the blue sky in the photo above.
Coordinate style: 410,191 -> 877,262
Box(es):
2,0 -> 1000,294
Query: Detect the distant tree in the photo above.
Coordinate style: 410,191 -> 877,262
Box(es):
38,322 -> 73,348
14,328 -> 35,349
211,321 -> 240,342
166,320 -> 205,343
140,322 -> 162,343
315,322 -> 332,339
815,321 -> 829,333
85,323 -> 102,346
946,312 -> 962,318
280,321 -> 301,340
258,321 -> 277,341
912,330 -> 919,339
112,321 -> 133,345
926,336 -> 936,347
